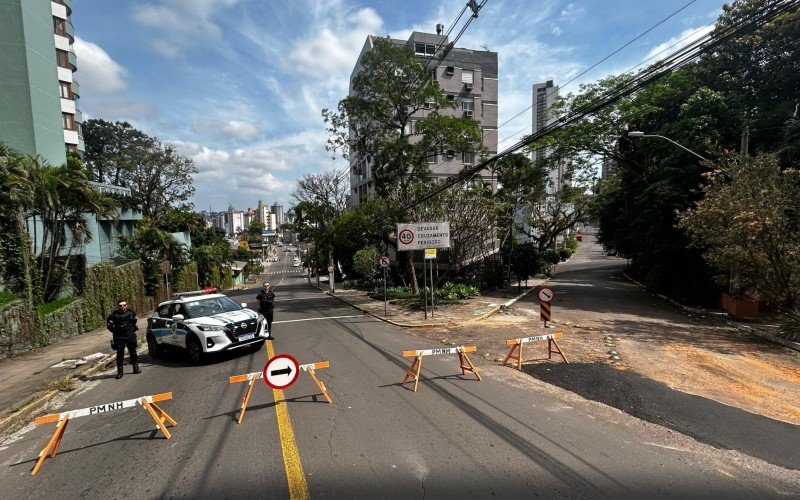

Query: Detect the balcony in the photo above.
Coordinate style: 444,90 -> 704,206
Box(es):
68,51 -> 77,71
70,79 -> 79,98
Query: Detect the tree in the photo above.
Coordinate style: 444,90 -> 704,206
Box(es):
118,219 -> 187,295
323,37 -> 484,198
678,154 -> 800,310
352,248 -> 380,279
83,119 -> 198,219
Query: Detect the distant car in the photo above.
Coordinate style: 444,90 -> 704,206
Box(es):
292,257 -> 301,267
284,248 -> 292,252
146,291 -> 268,363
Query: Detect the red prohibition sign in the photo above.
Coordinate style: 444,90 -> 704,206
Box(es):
398,229 -> 414,245
262,353 -> 300,390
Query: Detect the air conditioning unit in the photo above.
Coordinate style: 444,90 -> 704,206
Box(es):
464,109 -> 474,117
445,66 -> 455,75
464,82 -> 473,90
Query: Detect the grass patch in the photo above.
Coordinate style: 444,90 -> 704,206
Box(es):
38,296 -> 77,316
0,289 -> 19,308
47,376 -> 77,392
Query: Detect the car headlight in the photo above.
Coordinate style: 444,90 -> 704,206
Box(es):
197,324 -> 225,331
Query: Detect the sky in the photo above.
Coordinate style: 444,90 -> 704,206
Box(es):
72,0 -> 726,213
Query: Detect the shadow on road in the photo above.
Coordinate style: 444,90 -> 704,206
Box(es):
524,362 -> 800,470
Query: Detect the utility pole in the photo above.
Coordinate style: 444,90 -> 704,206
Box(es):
328,247 -> 335,293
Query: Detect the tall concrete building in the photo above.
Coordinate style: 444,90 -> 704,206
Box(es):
348,29 -> 498,207
0,0 -> 83,165
531,80 -> 566,192
270,202 -> 284,227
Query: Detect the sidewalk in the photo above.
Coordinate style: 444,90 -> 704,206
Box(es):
0,317 -> 149,434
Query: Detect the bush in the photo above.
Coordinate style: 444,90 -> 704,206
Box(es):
435,282 -> 478,300
0,289 -> 18,308
38,296 -> 77,316
353,248 -> 380,279
344,277 -> 381,292
565,236 -> 579,251
542,249 -> 560,265
778,308 -> 800,342
558,248 -> 574,261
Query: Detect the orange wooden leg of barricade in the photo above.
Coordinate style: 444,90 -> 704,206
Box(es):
237,376 -> 257,424
502,342 -> 525,369
459,352 -> 482,381
402,356 -> 423,392
306,368 -> 333,404
549,339 -> 568,363
31,416 -> 70,476
142,401 -> 173,439
150,402 -> 178,427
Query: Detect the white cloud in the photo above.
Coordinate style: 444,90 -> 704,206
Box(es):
73,37 -> 127,93
191,119 -> 261,140
133,0 -> 238,57
646,25 -> 714,61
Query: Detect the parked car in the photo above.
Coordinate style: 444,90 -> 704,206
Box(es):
146,291 -> 268,363
292,257 -> 301,267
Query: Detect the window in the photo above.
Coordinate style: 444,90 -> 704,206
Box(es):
56,49 -> 70,69
461,70 -> 474,84
65,144 -> 78,153
461,100 -> 474,111
430,68 -> 437,81
462,151 -> 475,164
415,43 -> 436,57
53,18 -> 67,37
59,82 -> 72,99
62,112 -> 75,130
424,97 -> 435,109
427,152 -> 437,164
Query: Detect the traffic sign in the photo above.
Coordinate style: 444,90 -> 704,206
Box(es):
262,354 -> 300,390
396,222 -> 450,251
379,256 -> 390,268
537,286 -> 555,303
424,248 -> 437,260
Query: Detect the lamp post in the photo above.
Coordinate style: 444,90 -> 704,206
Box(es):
627,131 -> 710,163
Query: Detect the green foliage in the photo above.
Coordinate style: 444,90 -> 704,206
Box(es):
778,308 -> 800,342
353,248 -> 380,278
118,218 -> 186,295
558,247 -> 574,261
222,266 -> 233,290
679,155 -> 800,309
435,282 -> 478,300
0,289 -> 18,308
173,261 -> 199,293
38,296 -> 77,316
565,236 -> 579,251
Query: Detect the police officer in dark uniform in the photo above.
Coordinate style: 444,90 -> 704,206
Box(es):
256,283 -> 275,339
107,299 -> 140,379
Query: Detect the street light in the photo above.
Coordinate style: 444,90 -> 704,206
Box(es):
627,131 -> 710,163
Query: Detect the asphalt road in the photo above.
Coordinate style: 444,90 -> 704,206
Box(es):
0,249 -> 798,498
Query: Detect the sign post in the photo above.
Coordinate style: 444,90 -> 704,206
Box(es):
537,286 -> 555,328
424,249 -> 437,318
379,256 -> 390,316
397,223 -> 450,320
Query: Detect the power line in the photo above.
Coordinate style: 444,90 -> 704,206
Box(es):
378,0 -> 799,222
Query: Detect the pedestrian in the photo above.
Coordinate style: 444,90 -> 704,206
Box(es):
256,282 -> 275,339
106,299 -> 140,379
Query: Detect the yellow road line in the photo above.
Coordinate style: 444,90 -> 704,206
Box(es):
266,340 -> 309,500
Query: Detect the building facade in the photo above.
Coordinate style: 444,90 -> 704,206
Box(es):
348,30 -> 499,207
0,0 -> 83,165
531,80 -> 567,192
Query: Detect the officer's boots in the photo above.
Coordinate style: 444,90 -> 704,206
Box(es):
132,363 -> 141,374
115,367 -> 124,379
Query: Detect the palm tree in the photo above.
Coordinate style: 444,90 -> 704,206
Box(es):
24,155 -> 120,301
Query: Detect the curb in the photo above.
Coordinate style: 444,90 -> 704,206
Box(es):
323,290 -> 456,329
0,347 -> 137,435
621,272 -> 800,352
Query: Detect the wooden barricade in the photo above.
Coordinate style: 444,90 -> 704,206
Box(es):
229,361 -> 332,424
502,332 -> 568,370
31,392 -> 176,476
401,345 -> 481,393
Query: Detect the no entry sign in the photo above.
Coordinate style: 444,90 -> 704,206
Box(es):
262,354 -> 300,390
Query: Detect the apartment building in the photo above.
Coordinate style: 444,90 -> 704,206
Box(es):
0,0 -> 83,164
349,28 -> 499,207
531,80 -> 568,192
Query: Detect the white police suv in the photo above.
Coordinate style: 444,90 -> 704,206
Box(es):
146,291 -> 268,363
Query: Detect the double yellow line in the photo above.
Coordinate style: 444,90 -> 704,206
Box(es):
265,340 -> 309,499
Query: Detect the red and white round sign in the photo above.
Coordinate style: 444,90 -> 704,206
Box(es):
537,286 -> 555,303
262,354 -> 300,390
398,229 -> 414,245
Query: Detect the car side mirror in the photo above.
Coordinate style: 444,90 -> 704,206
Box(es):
171,314 -> 184,321
241,303 -> 247,308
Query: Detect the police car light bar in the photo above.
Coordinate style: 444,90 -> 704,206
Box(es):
173,290 -> 212,298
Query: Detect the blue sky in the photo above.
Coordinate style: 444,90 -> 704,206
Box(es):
73,0 -> 725,212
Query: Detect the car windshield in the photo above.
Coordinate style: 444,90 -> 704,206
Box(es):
183,296 -> 242,318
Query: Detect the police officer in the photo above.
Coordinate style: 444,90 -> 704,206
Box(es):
256,282 -> 275,339
107,299 -> 140,379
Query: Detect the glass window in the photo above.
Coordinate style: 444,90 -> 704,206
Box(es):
461,100 -> 474,111
53,18 -> 67,37
463,151 -> 475,164
157,304 -> 172,318
426,44 -> 436,56
427,152 -> 437,164
59,82 -> 71,99
414,43 -> 426,55
56,50 -> 70,69
62,113 -> 75,130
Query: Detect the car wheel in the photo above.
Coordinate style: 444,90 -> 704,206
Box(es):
187,336 -> 204,364
146,332 -> 162,358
